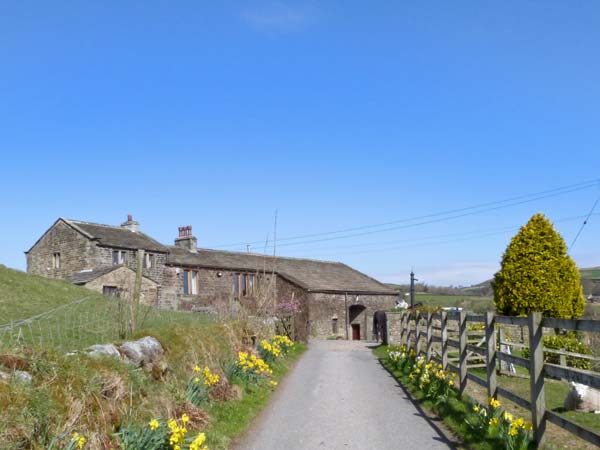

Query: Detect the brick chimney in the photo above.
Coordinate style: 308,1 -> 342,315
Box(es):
175,225 -> 197,252
120,214 -> 140,232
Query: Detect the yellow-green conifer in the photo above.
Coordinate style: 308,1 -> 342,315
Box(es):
492,213 -> 585,318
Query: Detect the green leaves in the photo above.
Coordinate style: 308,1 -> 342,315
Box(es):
493,213 -> 585,318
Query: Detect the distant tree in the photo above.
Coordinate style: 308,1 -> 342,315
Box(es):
492,213 -> 585,318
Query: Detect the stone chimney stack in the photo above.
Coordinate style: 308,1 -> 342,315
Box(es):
175,225 -> 197,252
120,214 -> 140,232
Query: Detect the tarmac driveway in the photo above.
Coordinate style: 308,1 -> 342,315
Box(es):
234,340 -> 454,450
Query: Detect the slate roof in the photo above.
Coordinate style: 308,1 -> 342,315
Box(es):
67,266 -> 124,284
65,219 -> 168,253
167,246 -> 396,294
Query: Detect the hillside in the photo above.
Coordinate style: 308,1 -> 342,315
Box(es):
0,265 -> 108,323
0,265 -> 210,352
581,266 -> 600,279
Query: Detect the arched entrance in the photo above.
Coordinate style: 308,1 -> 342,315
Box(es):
348,304 -> 366,340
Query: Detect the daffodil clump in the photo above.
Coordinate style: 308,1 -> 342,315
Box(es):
47,431 -> 87,450
466,398 -> 532,450
258,339 -> 282,363
272,335 -> 294,354
227,351 -> 273,386
186,365 -> 221,407
387,345 -> 416,373
118,415 -> 210,450
407,356 -> 454,406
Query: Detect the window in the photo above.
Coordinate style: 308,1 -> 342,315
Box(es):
234,273 -> 256,298
103,286 -> 120,297
143,253 -> 155,269
183,270 -> 199,295
52,252 -> 60,269
113,250 -> 127,265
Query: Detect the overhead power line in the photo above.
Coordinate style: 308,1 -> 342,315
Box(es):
208,179 -> 600,250
570,191 -> 600,250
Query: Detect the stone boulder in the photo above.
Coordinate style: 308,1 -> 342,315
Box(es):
85,344 -> 122,359
119,336 -> 164,369
564,382 -> 600,413
0,369 -> 32,385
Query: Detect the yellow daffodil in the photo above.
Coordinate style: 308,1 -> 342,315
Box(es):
148,419 -> 160,430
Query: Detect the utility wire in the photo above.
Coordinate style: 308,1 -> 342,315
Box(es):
248,184 -> 598,251
210,179 -> 599,249
570,192 -> 600,250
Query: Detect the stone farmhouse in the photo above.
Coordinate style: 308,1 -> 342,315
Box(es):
26,216 -> 397,340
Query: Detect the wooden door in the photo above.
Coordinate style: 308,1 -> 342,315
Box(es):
352,324 -> 361,340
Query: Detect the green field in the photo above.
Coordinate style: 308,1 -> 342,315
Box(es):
581,267 -> 600,279
412,292 -> 494,313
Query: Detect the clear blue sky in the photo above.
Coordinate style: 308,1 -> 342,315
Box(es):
2,1 -> 599,285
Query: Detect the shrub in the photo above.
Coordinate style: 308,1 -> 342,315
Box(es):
493,213 -> 585,319
523,333 -> 592,370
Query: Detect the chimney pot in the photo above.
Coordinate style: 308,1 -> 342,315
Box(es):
175,225 -> 197,252
128,214 -> 133,222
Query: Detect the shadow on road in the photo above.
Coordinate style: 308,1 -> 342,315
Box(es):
376,358 -> 462,450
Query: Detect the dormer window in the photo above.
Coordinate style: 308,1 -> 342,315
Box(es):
112,250 -> 127,265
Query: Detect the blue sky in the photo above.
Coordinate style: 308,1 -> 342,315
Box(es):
1,1 -> 599,285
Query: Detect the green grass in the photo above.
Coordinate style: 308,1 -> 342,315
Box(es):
0,265 -> 212,352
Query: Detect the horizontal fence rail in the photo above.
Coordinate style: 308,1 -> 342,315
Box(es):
389,310 -> 600,448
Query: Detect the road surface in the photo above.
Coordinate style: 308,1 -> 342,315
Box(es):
234,340 -> 454,450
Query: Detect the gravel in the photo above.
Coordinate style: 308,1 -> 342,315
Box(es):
234,340 -> 454,450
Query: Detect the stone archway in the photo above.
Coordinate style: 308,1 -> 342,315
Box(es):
348,304 -> 367,340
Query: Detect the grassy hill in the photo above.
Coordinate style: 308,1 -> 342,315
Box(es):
581,266 -> 600,279
0,265 -> 209,351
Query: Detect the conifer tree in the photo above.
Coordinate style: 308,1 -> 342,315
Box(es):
492,213 -> 585,318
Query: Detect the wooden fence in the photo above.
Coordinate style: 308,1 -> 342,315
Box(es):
392,310 -> 600,447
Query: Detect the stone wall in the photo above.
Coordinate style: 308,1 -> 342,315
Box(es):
308,293 -> 397,340
95,246 -> 167,284
26,220 -> 99,279
83,266 -> 159,306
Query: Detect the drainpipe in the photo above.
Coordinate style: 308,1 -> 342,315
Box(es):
344,292 -> 349,340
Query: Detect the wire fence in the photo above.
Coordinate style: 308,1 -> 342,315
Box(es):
0,296 -> 213,353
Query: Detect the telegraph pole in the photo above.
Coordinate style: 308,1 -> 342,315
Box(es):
410,269 -> 418,309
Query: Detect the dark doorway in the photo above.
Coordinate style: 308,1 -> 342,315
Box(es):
103,286 -> 120,297
352,324 -> 361,340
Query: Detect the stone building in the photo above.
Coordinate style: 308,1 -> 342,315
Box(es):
26,216 -> 397,340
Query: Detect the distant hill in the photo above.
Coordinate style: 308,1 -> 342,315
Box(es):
385,266 -> 600,297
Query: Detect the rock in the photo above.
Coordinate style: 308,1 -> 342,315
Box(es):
85,344 -> 122,359
0,369 -> 32,384
564,382 -> 600,412
119,336 -> 164,368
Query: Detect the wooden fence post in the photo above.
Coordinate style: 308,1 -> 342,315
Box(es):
485,311 -> 497,399
441,311 -> 448,370
426,312 -> 433,361
405,312 -> 411,350
459,311 -> 468,395
528,311 -> 546,446
415,312 -> 422,356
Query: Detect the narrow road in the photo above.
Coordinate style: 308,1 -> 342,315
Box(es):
235,340 -> 454,450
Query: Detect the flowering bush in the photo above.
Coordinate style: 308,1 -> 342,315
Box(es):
117,415 -> 209,450
466,398 -> 532,450
186,365 -> 220,407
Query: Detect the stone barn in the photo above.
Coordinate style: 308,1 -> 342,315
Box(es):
26,216 -> 398,340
